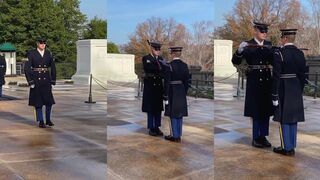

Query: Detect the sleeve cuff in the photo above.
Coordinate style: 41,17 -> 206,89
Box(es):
235,51 -> 243,58
28,80 -> 34,85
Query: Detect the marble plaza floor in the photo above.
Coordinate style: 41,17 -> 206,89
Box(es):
0,77 -> 107,179
106,86 -> 214,179
214,81 -> 320,180
1,76 -> 214,179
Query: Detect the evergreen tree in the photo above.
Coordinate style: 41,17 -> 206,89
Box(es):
83,17 -> 107,39
107,42 -> 120,53
0,0 -> 88,78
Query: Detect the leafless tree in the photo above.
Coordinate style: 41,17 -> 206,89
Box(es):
213,0 -> 307,49
124,17 -> 214,73
185,21 -> 214,70
308,0 -> 320,55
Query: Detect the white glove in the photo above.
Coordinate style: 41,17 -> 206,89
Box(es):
164,100 -> 169,105
238,41 -> 248,53
30,84 -> 35,88
272,100 -> 279,106
159,59 -> 167,65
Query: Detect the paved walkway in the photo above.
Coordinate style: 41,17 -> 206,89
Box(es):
1,76 -> 214,179
214,80 -> 320,180
106,86 -> 214,179
0,77 -> 107,180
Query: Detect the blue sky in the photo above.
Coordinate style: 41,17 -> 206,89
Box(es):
79,0 -> 107,20
81,0 -> 313,44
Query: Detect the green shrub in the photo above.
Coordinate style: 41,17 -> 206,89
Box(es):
304,85 -> 320,98
18,82 -> 29,87
187,87 -> 214,99
64,80 -> 74,84
56,63 -> 76,79
8,81 -> 18,85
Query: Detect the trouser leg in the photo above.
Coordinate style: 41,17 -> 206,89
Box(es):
259,117 -> 270,137
291,123 -> 298,149
252,119 -> 260,139
154,112 -> 162,128
171,118 -> 179,138
281,124 -> 293,151
45,105 -> 52,123
147,113 -> 154,129
35,106 -> 44,123
177,118 -> 183,137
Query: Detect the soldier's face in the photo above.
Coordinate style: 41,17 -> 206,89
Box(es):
170,52 -> 174,58
255,29 -> 267,41
37,42 -> 46,50
280,36 -> 287,46
152,47 -> 161,56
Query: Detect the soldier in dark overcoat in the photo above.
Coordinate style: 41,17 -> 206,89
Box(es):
231,22 -> 274,148
163,46 -> 189,142
272,29 -> 306,156
24,38 -> 56,128
142,41 -> 164,136
0,54 -> 6,97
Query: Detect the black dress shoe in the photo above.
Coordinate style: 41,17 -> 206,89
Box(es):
252,139 -> 263,148
175,137 -> 181,142
46,121 -> 54,126
260,137 -> 272,147
39,122 -> 46,128
155,128 -> 163,136
273,147 -> 295,156
164,135 -> 181,142
149,129 -> 157,136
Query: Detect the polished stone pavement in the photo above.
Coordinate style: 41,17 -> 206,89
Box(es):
106,86 -> 214,180
214,81 -> 320,180
0,77 -> 107,179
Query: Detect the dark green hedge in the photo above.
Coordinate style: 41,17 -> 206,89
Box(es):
56,63 -> 76,79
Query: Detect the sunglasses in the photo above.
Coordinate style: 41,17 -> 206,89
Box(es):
39,42 -> 46,44
154,48 -> 161,51
258,29 -> 268,33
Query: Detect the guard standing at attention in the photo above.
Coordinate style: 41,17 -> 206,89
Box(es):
0,53 -> 6,97
272,29 -> 306,156
24,38 -> 56,128
142,40 -> 164,136
163,46 -> 190,142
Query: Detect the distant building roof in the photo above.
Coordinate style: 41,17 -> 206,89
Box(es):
0,42 -> 16,52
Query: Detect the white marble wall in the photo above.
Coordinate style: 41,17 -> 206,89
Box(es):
72,39 -> 137,85
0,52 -> 16,75
214,40 -> 236,77
105,54 -> 137,82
